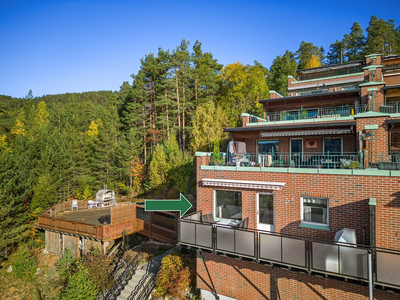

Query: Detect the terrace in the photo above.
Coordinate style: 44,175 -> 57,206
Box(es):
36,200 -> 177,243
261,103 -> 367,122
297,64 -> 364,81
179,212 -> 400,290
204,151 -> 400,171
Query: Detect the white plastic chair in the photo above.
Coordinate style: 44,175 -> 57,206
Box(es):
71,199 -> 78,211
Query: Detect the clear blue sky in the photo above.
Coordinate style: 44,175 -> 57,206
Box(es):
1,0 -> 399,98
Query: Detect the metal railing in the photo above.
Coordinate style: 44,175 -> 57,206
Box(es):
383,62 -> 400,70
206,152 -> 400,171
264,104 -> 367,122
97,252 -> 140,300
273,82 -> 362,99
298,66 -> 364,81
179,214 -> 400,289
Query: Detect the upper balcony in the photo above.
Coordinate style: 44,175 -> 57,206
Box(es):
296,63 -> 364,81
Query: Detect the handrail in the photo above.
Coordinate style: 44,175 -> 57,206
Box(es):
178,217 -> 400,288
97,252 -> 140,300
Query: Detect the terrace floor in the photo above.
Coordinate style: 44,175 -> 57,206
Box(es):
56,208 -> 111,225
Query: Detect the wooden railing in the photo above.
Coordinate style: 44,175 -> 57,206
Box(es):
37,201 -> 178,244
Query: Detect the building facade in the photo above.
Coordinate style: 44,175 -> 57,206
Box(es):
179,54 -> 400,299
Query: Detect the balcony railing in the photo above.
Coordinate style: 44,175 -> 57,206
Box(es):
264,104 -> 367,122
206,152 -> 400,171
298,66 -> 364,81
274,82 -> 361,98
179,213 -> 400,289
383,62 -> 400,70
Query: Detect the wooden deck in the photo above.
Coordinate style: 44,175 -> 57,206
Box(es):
36,201 -> 177,244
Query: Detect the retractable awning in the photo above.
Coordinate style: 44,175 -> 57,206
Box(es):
201,179 -> 285,190
260,128 -> 352,138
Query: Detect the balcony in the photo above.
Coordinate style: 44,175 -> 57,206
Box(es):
264,104 -> 367,122
297,65 -> 364,81
206,152 -> 400,171
274,82 -> 361,98
179,213 -> 400,290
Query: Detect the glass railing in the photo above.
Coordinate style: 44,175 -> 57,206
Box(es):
206,151 -> 400,170
179,213 -> 400,288
264,104 -> 367,122
298,65 -> 364,81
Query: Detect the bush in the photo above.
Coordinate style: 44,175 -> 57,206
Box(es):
83,249 -> 114,292
12,245 -> 38,282
56,248 -> 75,283
59,262 -> 98,300
154,252 -> 191,299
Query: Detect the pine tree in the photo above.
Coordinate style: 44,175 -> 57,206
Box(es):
326,40 -> 344,65
269,50 -> 298,92
343,22 -> 365,61
295,41 -> 325,69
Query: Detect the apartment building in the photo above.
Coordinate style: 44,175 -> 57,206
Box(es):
179,53 -> 400,299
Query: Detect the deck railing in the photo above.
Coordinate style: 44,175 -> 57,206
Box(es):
297,66 -> 364,81
264,104 -> 367,122
178,214 -> 400,289
206,152 -> 400,171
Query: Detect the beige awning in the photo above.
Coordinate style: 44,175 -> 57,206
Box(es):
201,179 -> 285,190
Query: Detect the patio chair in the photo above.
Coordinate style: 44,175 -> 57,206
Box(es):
71,199 -> 78,211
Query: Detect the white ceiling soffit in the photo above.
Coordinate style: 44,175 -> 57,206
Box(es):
260,128 -> 352,138
201,178 -> 286,190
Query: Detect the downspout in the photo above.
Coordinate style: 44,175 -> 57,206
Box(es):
368,197 -> 376,300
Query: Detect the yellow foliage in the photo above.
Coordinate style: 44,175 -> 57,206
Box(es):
0,135 -> 7,149
86,121 -> 99,137
35,101 -> 50,127
304,54 -> 321,69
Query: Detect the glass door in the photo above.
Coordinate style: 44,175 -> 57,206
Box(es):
290,139 -> 303,167
257,194 -> 274,231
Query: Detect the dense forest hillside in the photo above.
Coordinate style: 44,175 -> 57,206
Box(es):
0,15 -> 399,256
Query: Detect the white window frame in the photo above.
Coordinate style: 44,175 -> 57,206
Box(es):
300,196 -> 329,227
213,189 -> 243,221
323,137 -> 343,154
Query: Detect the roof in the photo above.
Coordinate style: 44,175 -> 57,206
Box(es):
259,89 -> 360,104
384,84 -> 400,91
223,121 -> 355,132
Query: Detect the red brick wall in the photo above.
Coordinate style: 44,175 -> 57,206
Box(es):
197,252 -> 400,300
356,116 -> 389,158
196,157 -> 400,249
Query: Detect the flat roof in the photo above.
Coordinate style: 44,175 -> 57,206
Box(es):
297,60 -> 364,73
224,121 -> 355,132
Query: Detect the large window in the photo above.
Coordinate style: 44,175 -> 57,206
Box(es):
301,197 -> 328,225
215,190 -> 242,220
324,138 -> 342,155
258,140 -> 279,154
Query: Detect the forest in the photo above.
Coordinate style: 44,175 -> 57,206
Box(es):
0,15 -> 399,258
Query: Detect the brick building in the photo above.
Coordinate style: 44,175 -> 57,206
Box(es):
179,54 -> 400,299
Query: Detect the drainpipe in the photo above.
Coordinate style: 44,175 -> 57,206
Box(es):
368,198 -> 376,300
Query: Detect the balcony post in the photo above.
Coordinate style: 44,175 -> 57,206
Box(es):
368,250 -> 374,300
369,198 -> 377,284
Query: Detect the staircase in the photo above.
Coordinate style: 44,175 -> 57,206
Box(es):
117,248 -> 174,300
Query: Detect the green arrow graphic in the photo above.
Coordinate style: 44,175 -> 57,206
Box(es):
145,193 -> 192,218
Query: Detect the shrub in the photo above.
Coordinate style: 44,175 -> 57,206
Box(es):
12,245 -> 38,282
60,262 -> 98,300
83,249 -> 115,292
154,252 -> 191,299
56,248 -> 75,283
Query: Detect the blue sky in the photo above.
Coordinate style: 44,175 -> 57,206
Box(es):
1,0 -> 399,98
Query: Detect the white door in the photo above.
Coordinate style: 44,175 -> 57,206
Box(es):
257,194 -> 274,232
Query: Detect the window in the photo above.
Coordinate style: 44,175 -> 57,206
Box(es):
301,197 -> 328,225
258,140 -> 279,154
324,138 -> 342,155
215,190 -> 242,220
